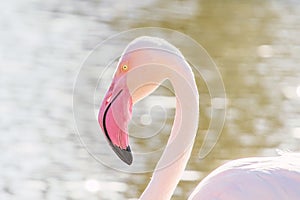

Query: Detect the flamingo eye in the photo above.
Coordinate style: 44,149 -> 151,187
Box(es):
122,64 -> 128,71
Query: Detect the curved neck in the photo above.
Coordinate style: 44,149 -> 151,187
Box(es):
139,59 -> 199,200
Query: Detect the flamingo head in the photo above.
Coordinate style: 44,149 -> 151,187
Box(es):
98,46 -> 165,165
98,37 -> 177,165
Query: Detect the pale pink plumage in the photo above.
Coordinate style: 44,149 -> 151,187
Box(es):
98,36 -> 300,199
189,153 -> 300,199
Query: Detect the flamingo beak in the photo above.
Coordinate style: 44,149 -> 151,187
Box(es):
98,76 -> 133,165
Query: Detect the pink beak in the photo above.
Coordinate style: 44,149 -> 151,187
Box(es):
98,76 -> 133,165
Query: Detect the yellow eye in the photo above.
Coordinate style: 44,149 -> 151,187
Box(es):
122,64 -> 128,71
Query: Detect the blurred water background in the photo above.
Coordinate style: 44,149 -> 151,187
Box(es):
1,0 -> 300,199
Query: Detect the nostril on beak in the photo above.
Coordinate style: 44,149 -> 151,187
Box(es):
105,93 -> 112,105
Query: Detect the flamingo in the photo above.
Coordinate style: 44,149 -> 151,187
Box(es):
98,36 -> 300,200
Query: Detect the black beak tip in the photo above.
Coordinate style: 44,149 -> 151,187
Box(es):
111,145 -> 133,165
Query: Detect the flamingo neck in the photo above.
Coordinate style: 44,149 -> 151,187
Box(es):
139,61 -> 199,200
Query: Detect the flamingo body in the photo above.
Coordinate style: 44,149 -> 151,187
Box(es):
189,153 -> 300,200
